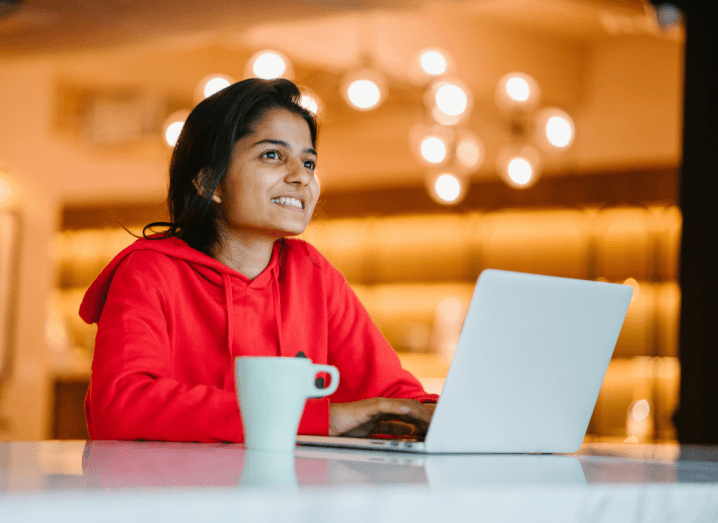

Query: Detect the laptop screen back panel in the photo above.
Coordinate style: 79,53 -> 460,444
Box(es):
424,270 -> 632,454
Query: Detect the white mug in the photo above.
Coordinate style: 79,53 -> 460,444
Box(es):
235,356 -> 340,451
240,450 -> 298,488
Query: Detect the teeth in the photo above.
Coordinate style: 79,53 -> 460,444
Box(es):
272,197 -> 303,209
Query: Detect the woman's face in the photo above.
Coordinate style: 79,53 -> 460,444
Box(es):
216,107 -> 319,240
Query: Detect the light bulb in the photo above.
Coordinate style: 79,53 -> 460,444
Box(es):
342,69 -> 386,111
435,174 -> 462,202
495,72 -> 540,112
426,172 -> 467,205
497,145 -> 541,189
409,48 -> 453,86
631,399 -> 650,422
421,136 -> 447,163
246,50 -> 293,80
435,84 -> 468,116
536,108 -> 575,149
508,158 -> 533,186
165,122 -> 184,147
0,173 -> 14,206
162,110 -> 190,148
300,94 -> 319,114
454,131 -> 484,171
420,50 -> 447,75
506,76 -> 530,102
347,79 -> 381,109
204,77 -> 231,98
426,79 -> 473,125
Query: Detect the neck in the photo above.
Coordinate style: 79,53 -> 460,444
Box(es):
212,226 -> 280,280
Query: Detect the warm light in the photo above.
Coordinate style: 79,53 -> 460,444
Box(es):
195,74 -> 234,101
624,277 -> 640,301
162,110 -> 190,148
495,72 -> 540,112
0,175 -> 13,206
537,108 -> 575,149
434,173 -> 462,203
437,296 -> 464,323
347,79 -> 381,110
497,145 -> 541,189
506,77 -> 530,102
247,50 -> 292,80
420,50 -> 448,75
421,136 -> 447,163
206,77 -> 230,97
508,158 -> 532,186
455,132 -> 484,170
631,399 -> 650,422
165,122 -> 184,147
300,94 -> 319,114
546,116 -> 572,147
410,49 -> 453,85
435,84 -> 468,116
426,79 -> 473,125
342,69 -> 387,111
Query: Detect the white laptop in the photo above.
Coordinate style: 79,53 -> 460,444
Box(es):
296,269 -> 632,454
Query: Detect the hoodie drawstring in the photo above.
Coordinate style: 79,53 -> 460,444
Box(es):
222,273 -> 235,390
272,275 -> 285,357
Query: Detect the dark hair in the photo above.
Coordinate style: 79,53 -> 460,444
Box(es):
144,78 -> 318,255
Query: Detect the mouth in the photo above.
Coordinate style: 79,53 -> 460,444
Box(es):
271,196 -> 304,210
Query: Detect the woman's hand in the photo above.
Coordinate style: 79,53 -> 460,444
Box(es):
329,398 -> 435,437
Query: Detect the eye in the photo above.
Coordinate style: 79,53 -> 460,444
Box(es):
261,150 -> 280,160
304,159 -> 316,170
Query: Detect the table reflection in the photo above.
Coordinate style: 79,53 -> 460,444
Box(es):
4,440 -> 718,493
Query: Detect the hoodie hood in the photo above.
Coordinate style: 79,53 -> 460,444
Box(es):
79,235 -> 281,325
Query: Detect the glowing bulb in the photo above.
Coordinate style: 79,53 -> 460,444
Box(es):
456,137 -> 482,168
164,122 -> 183,147
437,296 -> 464,322
420,51 -> 447,75
434,174 -> 461,202
204,77 -> 231,98
631,399 -> 651,422
300,94 -> 319,114
498,145 -> 540,189
252,52 -> 287,79
507,158 -> 533,186
435,84 -> 468,116
495,72 -> 540,112
545,113 -> 575,148
162,110 -> 190,148
421,136 -> 447,163
346,79 -> 381,110
624,277 -> 640,301
506,76 -> 530,102
0,174 -> 14,205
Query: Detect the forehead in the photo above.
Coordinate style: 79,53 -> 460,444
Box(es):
247,108 -> 312,143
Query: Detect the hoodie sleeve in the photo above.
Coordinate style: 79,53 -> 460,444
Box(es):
86,255 -> 329,442
322,266 -> 439,405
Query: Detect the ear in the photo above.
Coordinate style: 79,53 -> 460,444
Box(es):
193,170 -> 222,204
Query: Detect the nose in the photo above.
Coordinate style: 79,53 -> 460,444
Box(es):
285,158 -> 312,186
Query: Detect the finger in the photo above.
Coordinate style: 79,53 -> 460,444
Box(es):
340,419 -> 381,438
371,420 -> 418,436
375,399 -> 433,428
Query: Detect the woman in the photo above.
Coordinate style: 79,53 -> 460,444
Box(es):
80,78 -> 437,442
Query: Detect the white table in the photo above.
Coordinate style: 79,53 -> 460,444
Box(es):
2,440 -> 718,522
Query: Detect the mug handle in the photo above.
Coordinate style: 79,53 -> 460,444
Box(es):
309,364 -> 340,398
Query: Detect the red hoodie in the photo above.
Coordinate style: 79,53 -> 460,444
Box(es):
80,236 -> 438,442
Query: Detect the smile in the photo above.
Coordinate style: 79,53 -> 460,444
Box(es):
271,196 -> 304,209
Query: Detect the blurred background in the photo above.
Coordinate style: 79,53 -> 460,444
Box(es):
0,0 -> 685,442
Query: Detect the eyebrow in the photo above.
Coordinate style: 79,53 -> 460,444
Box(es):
253,138 -> 317,156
